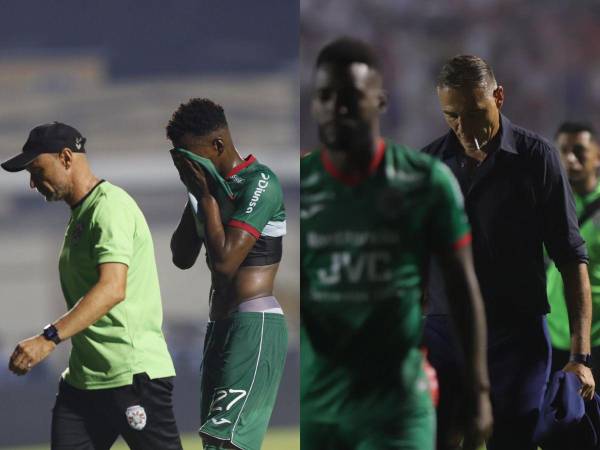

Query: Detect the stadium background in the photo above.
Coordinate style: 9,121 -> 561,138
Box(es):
301,0 -> 600,151
300,0 -> 600,449
0,1 -> 299,448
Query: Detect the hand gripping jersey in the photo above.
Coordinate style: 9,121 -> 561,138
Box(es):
300,140 -> 470,423
175,149 -> 287,266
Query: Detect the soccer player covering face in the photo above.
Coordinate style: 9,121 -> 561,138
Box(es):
300,38 -> 492,450
166,99 -> 288,450
2,122 -> 182,450
422,56 -> 595,450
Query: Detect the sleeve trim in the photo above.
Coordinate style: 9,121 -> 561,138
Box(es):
228,219 -> 260,239
452,232 -> 472,250
95,255 -> 131,266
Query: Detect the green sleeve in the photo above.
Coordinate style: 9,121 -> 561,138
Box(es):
90,198 -> 135,266
227,170 -> 283,238
429,161 -> 471,251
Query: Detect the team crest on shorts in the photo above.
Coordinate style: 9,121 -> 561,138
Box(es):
125,405 -> 147,431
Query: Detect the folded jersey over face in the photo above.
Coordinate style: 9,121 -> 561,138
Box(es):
172,148 -> 235,238
173,148 -> 286,267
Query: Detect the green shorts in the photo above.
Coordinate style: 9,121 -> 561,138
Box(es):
301,407 -> 434,450
300,359 -> 435,450
301,398 -> 434,450
199,312 -> 288,450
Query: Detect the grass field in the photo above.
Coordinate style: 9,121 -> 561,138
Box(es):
6,428 -> 299,450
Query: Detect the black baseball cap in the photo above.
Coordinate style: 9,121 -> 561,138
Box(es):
1,122 -> 86,173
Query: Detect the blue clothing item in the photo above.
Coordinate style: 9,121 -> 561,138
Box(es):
422,115 -> 587,319
423,314 -> 551,450
534,370 -> 600,450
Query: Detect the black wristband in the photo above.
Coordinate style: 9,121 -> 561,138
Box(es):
569,353 -> 592,368
42,324 -> 61,345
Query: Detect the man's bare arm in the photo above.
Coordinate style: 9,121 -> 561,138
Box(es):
437,243 -> 492,450
559,261 -> 595,399
9,263 -> 128,375
171,201 -> 202,269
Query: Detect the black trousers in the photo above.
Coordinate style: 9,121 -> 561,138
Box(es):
51,373 -> 183,450
423,314 -> 551,450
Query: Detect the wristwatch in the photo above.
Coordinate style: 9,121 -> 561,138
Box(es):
569,353 -> 592,368
41,324 -> 62,345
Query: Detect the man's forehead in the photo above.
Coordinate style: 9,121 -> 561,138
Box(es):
437,85 -> 495,110
315,62 -> 379,87
27,153 -> 54,169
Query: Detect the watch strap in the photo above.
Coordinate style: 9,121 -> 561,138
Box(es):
569,353 -> 592,368
42,324 -> 61,345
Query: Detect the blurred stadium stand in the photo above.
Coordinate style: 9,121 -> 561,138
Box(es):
301,0 -> 600,151
0,1 -> 298,446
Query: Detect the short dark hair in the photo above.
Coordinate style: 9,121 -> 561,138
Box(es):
316,37 -> 381,71
166,98 -> 228,142
555,121 -> 597,139
437,55 -> 496,91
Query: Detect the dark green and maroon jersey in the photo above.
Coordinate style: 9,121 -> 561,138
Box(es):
300,139 -> 470,422
176,149 -> 287,266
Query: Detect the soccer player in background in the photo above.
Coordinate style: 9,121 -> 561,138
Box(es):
166,98 -> 288,450
301,38 -> 491,450
2,122 -> 182,449
422,55 -> 595,450
548,122 -> 600,387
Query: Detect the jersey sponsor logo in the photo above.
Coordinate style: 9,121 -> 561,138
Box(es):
317,251 -> 393,285
230,174 -> 244,184
301,172 -> 321,188
306,231 -> 400,249
125,405 -> 147,431
300,204 -> 326,219
302,191 -> 335,204
308,286 -> 413,302
385,166 -> 426,184
245,173 -> 270,214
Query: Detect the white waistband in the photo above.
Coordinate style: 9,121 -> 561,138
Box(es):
237,296 -> 283,314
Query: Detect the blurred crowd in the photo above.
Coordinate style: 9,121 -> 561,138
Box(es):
301,0 -> 600,149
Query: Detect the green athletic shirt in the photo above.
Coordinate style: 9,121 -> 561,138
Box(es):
547,180 -> 600,349
58,181 -> 175,389
179,153 -> 287,241
300,139 -> 471,423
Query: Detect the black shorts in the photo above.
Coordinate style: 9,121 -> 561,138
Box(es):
51,373 -> 183,450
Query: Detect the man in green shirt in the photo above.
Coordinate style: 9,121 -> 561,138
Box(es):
301,37 -> 492,450
548,121 -> 600,385
2,122 -> 182,450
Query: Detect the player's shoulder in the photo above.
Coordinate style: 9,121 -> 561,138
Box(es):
244,158 -> 280,181
300,148 -> 321,169
510,121 -> 556,159
300,148 -> 324,183
89,181 -> 141,219
384,140 -> 440,177
96,181 -> 136,204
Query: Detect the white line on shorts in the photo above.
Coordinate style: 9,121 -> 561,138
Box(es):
230,312 -> 265,443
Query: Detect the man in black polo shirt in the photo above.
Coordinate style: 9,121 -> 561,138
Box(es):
422,55 -> 595,450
